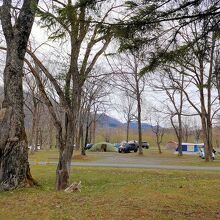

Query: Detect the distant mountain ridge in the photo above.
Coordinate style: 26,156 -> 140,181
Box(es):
97,113 -> 152,129
97,113 -> 123,128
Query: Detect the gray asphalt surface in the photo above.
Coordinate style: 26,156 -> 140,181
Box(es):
29,161 -> 220,171
29,151 -> 220,171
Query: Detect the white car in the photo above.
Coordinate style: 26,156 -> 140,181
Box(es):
199,148 -> 215,160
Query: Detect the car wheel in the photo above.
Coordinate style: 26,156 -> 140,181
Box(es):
134,149 -> 137,152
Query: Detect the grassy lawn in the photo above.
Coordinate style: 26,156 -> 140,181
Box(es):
139,149 -> 220,167
29,149 -> 101,162
0,165 -> 219,220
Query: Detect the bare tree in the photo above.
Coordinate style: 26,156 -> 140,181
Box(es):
148,70 -> 185,156
24,67 -> 42,152
171,24 -> 219,161
116,90 -> 136,142
182,117 -> 192,143
78,72 -> 110,155
192,118 -> 202,143
148,110 -> 166,154
118,91 -> 135,142
151,21 -> 220,160
108,50 -> 146,155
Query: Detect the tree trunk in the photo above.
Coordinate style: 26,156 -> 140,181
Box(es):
156,135 -> 162,154
137,94 -> 143,155
30,103 -> 37,150
48,116 -> 53,149
34,104 -> 40,151
55,146 -> 72,190
56,132 -> 74,190
0,57 -> 34,190
80,124 -> 84,154
55,114 -> 74,191
92,112 -> 97,143
126,120 -> 130,142
83,123 -> 89,156
177,114 -> 183,156
39,128 -> 43,149
0,0 -> 39,190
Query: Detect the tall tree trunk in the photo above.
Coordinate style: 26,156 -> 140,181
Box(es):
156,135 -> 162,154
137,94 -> 143,155
56,113 -> 75,190
80,124 -> 85,156
0,0 -> 39,190
177,114 -> 183,156
92,112 -> 97,144
48,116 -> 53,149
83,122 -> 89,156
30,102 -> 37,149
126,120 -> 130,142
34,104 -> 40,151
200,86 -> 212,161
55,128 -> 70,191
55,100 -> 77,190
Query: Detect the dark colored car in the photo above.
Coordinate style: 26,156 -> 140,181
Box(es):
84,143 -> 93,150
118,143 -> 138,153
141,141 -> 150,149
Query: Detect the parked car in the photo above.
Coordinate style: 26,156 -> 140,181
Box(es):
84,143 -> 93,150
118,143 -> 138,153
141,141 -> 150,149
199,148 -> 216,160
28,144 -> 41,150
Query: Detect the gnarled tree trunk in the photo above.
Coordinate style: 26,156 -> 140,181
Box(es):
0,0 -> 39,190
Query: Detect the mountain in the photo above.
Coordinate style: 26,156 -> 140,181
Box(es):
96,113 -> 152,129
127,121 -> 152,129
97,113 -> 123,128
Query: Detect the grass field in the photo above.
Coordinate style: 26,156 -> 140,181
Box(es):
29,149 -> 101,162
0,165 -> 219,220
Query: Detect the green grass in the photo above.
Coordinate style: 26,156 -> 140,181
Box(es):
140,149 -> 220,166
0,165 -> 220,220
29,148 -> 100,162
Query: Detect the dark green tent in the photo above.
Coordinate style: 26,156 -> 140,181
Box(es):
89,142 -> 117,152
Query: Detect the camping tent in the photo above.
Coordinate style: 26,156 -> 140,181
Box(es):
89,142 -> 117,152
166,141 -> 178,150
175,143 -> 204,153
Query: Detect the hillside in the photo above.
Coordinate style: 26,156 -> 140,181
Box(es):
97,113 -> 152,129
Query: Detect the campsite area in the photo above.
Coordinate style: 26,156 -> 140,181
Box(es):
1,1 -> 220,220
0,148 -> 219,220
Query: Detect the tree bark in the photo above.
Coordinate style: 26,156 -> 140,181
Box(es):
92,111 -> 97,143
126,120 -> 130,143
0,0 -> 39,190
156,136 -> 162,154
177,114 -> 183,156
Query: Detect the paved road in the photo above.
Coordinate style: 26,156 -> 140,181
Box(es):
30,161 -> 220,171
